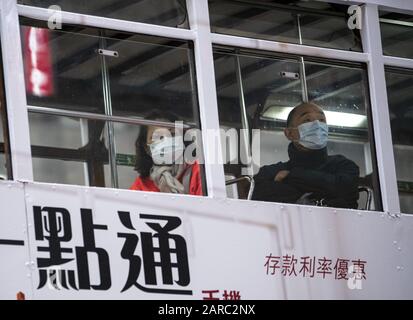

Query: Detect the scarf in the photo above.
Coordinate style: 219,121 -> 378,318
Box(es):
150,163 -> 190,194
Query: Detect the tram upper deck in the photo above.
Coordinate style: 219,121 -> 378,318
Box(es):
0,0 -> 413,300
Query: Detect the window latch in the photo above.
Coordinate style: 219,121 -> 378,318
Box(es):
280,71 -> 299,79
98,49 -> 119,58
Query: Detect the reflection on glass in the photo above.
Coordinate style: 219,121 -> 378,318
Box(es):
385,69 -> 413,214
209,0 -> 361,51
21,24 -> 105,114
380,12 -> 413,59
18,0 -> 189,28
214,49 -> 378,210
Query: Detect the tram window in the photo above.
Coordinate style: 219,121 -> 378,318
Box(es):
214,49 -> 380,210
0,45 -> 11,180
385,69 -> 413,214
209,0 -> 362,52
21,20 -> 206,195
380,12 -> 413,59
18,0 -> 189,29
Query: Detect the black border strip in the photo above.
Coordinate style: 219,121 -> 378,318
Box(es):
0,239 -> 25,246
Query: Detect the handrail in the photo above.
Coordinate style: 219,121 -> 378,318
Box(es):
225,175 -> 255,200
27,105 -> 194,129
358,186 -> 373,211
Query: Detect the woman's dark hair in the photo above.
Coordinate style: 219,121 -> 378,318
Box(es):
134,110 -> 180,178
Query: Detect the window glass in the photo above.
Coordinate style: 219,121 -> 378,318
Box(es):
30,116 -> 139,188
30,114 -> 108,187
21,23 -> 104,114
21,21 -> 197,121
32,158 -> 87,185
385,69 -> 413,214
214,49 -> 379,210
105,34 -> 198,121
29,113 -> 85,149
299,12 -> 361,51
209,0 -> 298,44
380,11 -> 413,59
209,0 -> 362,52
22,21 -> 205,196
18,0 -> 189,29
304,61 -> 378,210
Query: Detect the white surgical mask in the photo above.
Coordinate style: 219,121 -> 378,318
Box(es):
149,135 -> 185,165
297,120 -> 329,150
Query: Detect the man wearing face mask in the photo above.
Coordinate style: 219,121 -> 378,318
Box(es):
252,102 -> 360,209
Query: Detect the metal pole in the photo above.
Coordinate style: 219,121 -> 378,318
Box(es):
79,119 -> 90,186
99,32 -> 118,189
27,105 -> 193,128
234,54 -> 253,176
297,14 -> 309,103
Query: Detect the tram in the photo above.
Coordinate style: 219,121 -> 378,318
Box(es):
0,0 -> 413,299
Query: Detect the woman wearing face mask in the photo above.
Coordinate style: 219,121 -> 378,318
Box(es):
252,102 -> 360,209
130,111 -> 203,195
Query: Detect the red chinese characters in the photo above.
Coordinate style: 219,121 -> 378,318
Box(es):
202,289 -> 241,300
265,253 -> 367,281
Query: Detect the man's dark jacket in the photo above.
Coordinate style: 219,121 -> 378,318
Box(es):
252,143 -> 360,209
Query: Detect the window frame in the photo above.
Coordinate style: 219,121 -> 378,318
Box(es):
0,49 -> 12,179
0,0 -> 411,213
